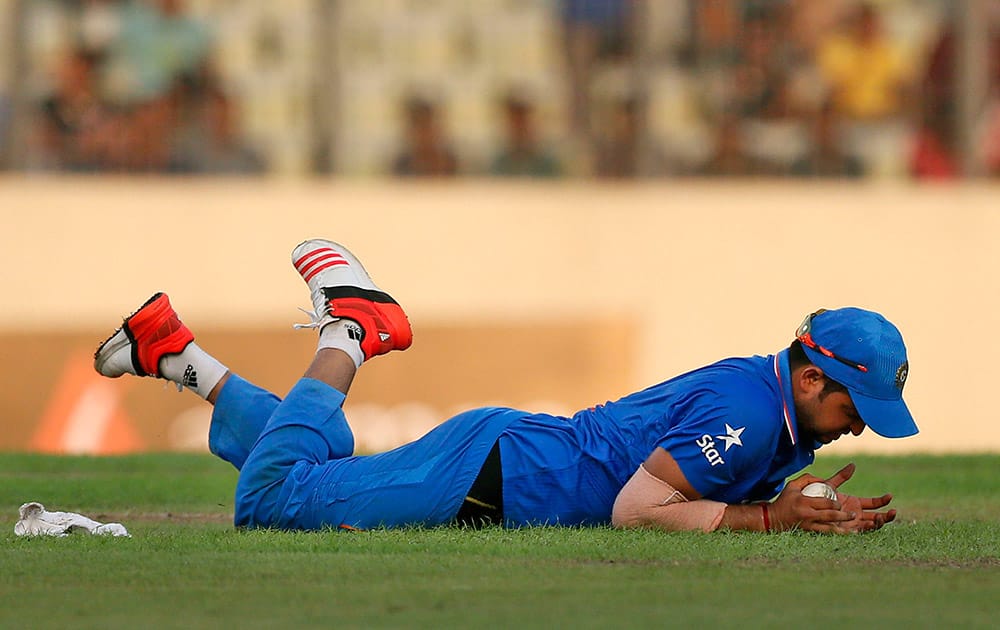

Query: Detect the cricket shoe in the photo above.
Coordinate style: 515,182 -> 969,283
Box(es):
94,292 -> 194,378
291,239 -> 412,360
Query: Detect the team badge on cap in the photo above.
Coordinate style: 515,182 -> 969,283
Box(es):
895,361 -> 908,391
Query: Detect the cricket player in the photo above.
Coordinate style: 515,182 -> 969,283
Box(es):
94,239 -> 915,534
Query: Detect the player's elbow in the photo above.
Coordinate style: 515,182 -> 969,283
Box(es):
611,463 -> 686,530
610,477 -> 663,529
610,499 -> 640,529
610,492 -> 676,530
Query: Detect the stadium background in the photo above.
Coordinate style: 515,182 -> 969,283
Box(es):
0,0 -> 998,456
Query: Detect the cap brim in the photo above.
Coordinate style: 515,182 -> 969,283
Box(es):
849,392 -> 919,438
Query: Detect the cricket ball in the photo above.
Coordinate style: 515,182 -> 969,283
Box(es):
801,481 -> 838,501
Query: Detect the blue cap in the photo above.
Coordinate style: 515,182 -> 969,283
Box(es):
796,307 -> 918,438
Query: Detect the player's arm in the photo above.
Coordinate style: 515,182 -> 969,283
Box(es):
610,448 -> 728,532
612,448 -> 858,533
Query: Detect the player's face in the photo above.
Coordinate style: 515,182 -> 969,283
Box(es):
796,387 -> 867,445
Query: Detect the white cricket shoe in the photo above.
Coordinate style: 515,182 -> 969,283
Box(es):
291,239 -> 412,360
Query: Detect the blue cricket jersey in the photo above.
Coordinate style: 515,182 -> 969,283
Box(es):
499,349 -> 816,526
217,350 -> 817,531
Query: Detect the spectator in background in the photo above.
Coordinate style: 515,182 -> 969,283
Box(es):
984,99 -> 1000,177
391,96 -> 458,177
85,72 -> 188,173
78,0 -> 122,57
559,0 -> 635,151
817,3 -> 912,122
0,90 -> 9,164
732,8 -> 789,121
909,100 -> 958,180
119,92 -> 178,171
921,15 -> 958,142
915,11 -> 962,180
981,6 -> 1000,178
170,79 -> 266,175
593,95 -> 642,178
593,94 -> 670,178
698,112 -> 773,177
922,7 -> 1000,177
103,0 -> 212,104
490,93 -> 560,178
791,100 -> 863,178
815,3 -> 915,174
33,48 -> 115,171
730,4 -> 814,176
686,0 -> 741,69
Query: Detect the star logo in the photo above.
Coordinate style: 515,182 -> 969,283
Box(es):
716,424 -> 745,452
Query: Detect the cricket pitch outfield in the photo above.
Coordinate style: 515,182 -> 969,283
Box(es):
0,453 -> 997,628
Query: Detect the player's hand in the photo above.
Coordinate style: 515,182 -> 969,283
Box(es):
770,471 -> 856,534
772,463 -> 897,534
825,463 -> 896,533
834,492 -> 896,532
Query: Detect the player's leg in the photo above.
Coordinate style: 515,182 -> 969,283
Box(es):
244,404 -> 522,531
234,239 -> 413,528
93,292 -> 278,469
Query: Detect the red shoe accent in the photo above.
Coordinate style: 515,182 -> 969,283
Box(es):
328,297 -> 413,360
293,247 -> 348,283
124,293 -> 194,376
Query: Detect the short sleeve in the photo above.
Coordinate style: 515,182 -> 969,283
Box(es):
657,386 -> 779,503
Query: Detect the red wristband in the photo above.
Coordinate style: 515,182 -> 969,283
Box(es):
760,502 -> 771,532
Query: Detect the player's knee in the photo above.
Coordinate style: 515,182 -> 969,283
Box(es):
234,457 -> 322,529
327,426 -> 354,460
233,467 -> 284,528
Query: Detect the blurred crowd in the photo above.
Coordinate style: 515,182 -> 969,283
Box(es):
8,0 -> 1000,179
26,0 -> 265,174
549,0 -> 1000,180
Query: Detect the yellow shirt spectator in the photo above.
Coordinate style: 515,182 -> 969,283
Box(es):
817,24 -> 912,120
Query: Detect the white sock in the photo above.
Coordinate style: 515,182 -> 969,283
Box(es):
158,342 -> 229,399
318,319 -> 365,368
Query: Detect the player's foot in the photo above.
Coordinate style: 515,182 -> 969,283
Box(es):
94,292 -> 195,378
291,239 -> 412,360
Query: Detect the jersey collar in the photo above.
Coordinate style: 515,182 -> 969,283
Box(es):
773,349 -> 800,446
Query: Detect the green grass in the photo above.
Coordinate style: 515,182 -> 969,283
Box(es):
0,454 -> 997,629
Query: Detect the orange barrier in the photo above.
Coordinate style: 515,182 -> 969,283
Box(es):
32,351 -> 143,454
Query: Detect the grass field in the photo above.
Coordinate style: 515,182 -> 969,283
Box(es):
1,453 -> 997,629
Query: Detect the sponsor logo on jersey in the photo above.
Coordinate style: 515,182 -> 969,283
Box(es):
717,423 -> 745,451
696,423 -> 746,467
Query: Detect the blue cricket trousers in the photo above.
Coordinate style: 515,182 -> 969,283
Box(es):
208,374 -> 520,530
